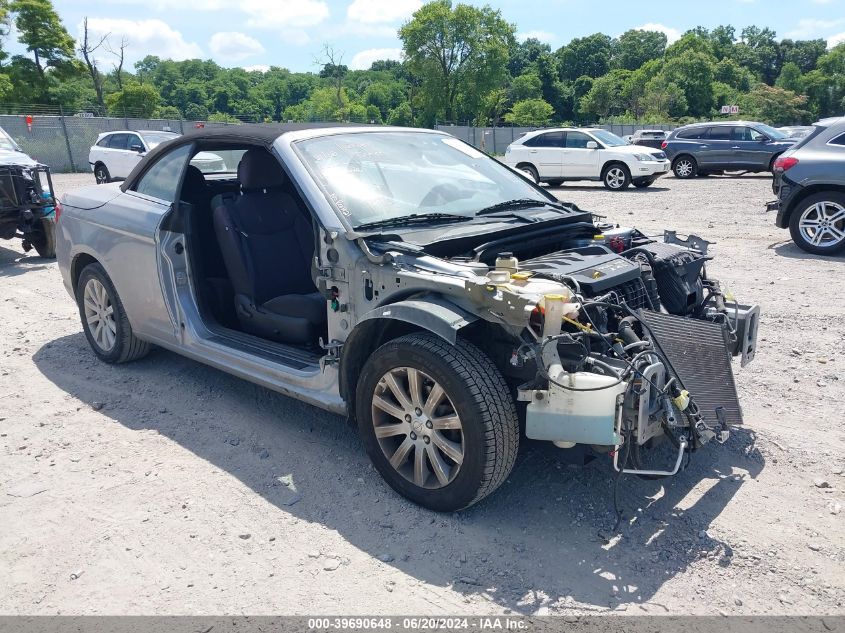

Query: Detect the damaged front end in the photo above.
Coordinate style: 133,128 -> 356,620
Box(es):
468,228 -> 759,478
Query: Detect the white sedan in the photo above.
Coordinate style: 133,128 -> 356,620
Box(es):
503,127 -> 671,190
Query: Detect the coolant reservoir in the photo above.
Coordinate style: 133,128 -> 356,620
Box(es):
495,252 -> 519,274
526,371 -> 627,446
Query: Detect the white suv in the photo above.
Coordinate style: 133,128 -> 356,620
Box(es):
89,130 -> 226,183
503,127 -> 671,190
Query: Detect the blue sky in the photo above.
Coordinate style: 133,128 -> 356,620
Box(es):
10,0 -> 845,73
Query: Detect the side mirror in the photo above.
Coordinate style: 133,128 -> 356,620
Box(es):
130,144 -> 145,153
586,141 -> 598,150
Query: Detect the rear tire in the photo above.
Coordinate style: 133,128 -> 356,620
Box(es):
76,263 -> 151,363
788,192 -> 845,256
94,163 -> 110,184
30,218 -> 56,258
517,164 -> 539,184
546,179 -> 564,188
602,163 -> 631,190
672,155 -> 698,179
356,332 -> 519,512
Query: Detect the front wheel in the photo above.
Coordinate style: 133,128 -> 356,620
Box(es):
30,218 -> 56,258
788,192 -> 845,255
602,164 -> 631,190
94,163 -> 110,184
76,263 -> 151,363
518,164 -> 539,184
633,178 -> 655,189
673,156 -> 698,179
356,333 -> 519,512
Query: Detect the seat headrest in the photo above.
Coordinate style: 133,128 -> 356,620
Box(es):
182,165 -> 206,191
238,148 -> 286,191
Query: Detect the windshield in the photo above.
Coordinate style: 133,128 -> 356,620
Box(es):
294,131 -> 552,229
140,131 -> 179,148
590,130 -> 627,147
755,124 -> 788,140
0,127 -> 20,151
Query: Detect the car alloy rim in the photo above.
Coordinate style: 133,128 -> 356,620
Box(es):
83,278 -> 117,351
798,201 -> 845,248
371,367 -> 464,489
676,160 -> 692,177
521,169 -> 537,183
606,167 -> 626,189
96,168 -> 105,183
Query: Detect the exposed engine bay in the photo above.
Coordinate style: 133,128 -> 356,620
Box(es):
391,219 -> 760,480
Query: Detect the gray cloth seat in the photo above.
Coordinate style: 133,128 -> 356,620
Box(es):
212,148 -> 326,345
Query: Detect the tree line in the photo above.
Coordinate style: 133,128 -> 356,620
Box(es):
1,0 -> 843,127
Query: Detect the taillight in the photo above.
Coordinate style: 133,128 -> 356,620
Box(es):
773,156 -> 798,172
661,140 -> 668,149
54,200 -> 62,221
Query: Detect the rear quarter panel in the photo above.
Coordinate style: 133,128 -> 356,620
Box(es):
57,185 -> 178,344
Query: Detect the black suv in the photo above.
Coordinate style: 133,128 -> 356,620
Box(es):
663,121 -> 796,178
768,117 -> 845,255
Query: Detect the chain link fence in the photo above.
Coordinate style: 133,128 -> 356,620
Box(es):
435,123 -> 677,155
0,108 -> 383,173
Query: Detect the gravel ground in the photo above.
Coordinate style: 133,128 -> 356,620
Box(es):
1,172 -> 843,616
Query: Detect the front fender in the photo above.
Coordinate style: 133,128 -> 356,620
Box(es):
357,296 -> 478,345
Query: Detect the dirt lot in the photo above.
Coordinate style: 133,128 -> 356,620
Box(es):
1,172 -> 844,616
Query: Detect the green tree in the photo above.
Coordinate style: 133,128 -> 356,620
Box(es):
738,83 -> 810,125
734,26 -> 780,84
776,62 -> 803,94
9,0 -> 75,79
508,37 -> 551,77
509,72 -> 541,101
387,102 -> 413,126
399,0 -> 514,123
663,50 -> 715,116
612,29 -> 667,71
556,33 -> 612,81
578,68 -> 630,120
504,98 -> 553,126
642,74 -> 687,119
780,38 -> 827,74
105,83 -> 160,117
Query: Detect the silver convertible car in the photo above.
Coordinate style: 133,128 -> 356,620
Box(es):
57,125 -> 759,511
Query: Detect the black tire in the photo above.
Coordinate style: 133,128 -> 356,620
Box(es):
546,179 -> 564,188
602,163 -> 631,190
356,332 -> 519,512
633,178 -> 655,189
30,218 -> 56,258
672,155 -> 698,179
76,262 -> 151,363
94,163 -> 110,184
517,164 -> 539,184
788,192 -> 845,256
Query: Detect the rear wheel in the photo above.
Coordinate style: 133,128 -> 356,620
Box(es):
788,192 -> 845,255
673,155 -> 698,179
602,163 -> 631,190
76,263 -> 150,363
356,332 -> 519,512
94,163 -> 110,184
517,164 -> 539,184
29,218 -> 56,258
546,179 -> 564,188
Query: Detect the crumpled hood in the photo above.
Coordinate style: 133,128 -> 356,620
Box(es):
0,148 -> 38,166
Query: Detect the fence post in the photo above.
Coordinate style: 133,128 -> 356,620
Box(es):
123,105 -> 129,130
179,117 -> 184,134
58,105 -> 75,172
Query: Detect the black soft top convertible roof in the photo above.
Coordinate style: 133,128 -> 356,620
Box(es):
121,124 -> 289,192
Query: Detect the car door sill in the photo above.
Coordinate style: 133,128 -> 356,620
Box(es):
205,324 -> 322,371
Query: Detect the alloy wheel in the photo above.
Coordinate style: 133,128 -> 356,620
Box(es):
83,278 -> 117,351
371,367 -> 464,489
675,159 -> 694,177
798,201 -> 845,249
606,167 -> 626,189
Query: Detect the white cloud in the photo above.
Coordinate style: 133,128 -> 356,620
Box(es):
243,64 -> 271,72
632,22 -> 681,44
829,32 -> 845,47
81,18 -> 203,62
349,47 -> 403,70
209,32 -> 265,61
517,30 -> 556,43
785,18 -> 845,40
346,0 -> 421,24
239,0 -> 329,28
